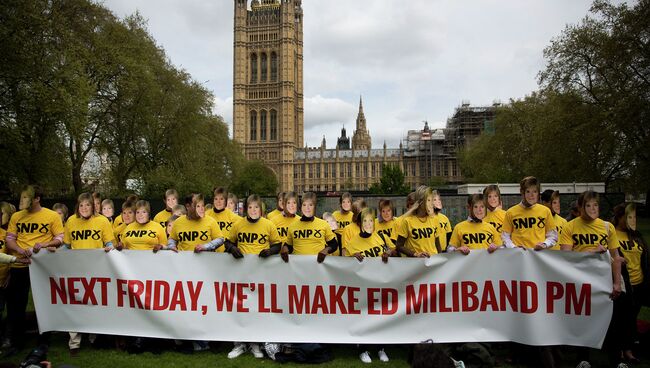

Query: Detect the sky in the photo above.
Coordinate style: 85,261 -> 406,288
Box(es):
101,0 -> 597,149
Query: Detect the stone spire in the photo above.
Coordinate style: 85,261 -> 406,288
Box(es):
352,95 -> 371,151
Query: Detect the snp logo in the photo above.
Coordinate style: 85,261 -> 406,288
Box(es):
572,233 -> 608,246
619,240 -> 640,251
71,230 -> 101,241
126,230 -> 158,239
293,229 -> 323,239
362,245 -> 389,258
439,222 -> 450,232
411,227 -> 436,240
337,221 -> 350,229
238,232 -> 268,244
513,217 -> 546,229
218,221 -> 234,232
488,221 -> 503,232
461,232 -> 494,245
17,223 -> 50,234
178,231 -> 209,242
378,228 -> 392,239
277,227 -> 288,238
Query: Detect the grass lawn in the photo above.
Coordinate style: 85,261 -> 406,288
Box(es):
2,218 -> 650,367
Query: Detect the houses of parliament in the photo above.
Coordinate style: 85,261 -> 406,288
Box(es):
233,0 -> 497,193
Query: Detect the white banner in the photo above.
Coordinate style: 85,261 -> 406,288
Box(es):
29,249 -> 613,348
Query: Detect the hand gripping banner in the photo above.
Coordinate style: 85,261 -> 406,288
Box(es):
29,249 -> 614,348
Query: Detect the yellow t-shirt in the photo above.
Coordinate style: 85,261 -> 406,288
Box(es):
170,215 -> 223,252
64,215 -> 115,249
344,232 -> 394,257
484,208 -> 506,234
548,214 -> 569,251
503,203 -> 555,248
435,213 -> 452,251
375,218 -> 398,242
0,227 -> 9,284
122,221 -> 167,251
206,208 -> 242,253
449,220 -> 502,250
617,230 -> 643,285
342,222 -> 360,249
8,208 -> 64,268
114,222 -> 128,244
112,213 -> 124,230
228,217 -> 281,255
559,217 -> 619,253
286,218 -> 336,255
267,209 -> 283,222
271,214 -> 300,244
153,209 -> 173,229
397,215 -> 440,255
332,210 -> 353,236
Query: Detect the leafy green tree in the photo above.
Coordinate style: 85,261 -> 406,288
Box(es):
369,164 -> 410,195
229,161 -> 278,197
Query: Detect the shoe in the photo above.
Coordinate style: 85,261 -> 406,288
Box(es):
360,351 -> 372,363
617,363 -> 629,368
69,348 -> 79,357
378,349 -> 389,362
576,361 -> 591,368
192,341 -> 210,351
228,343 -> 247,359
250,343 -> 264,358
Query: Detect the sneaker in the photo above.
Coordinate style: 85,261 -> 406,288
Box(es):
360,351 -> 372,363
378,349 -> 389,362
264,342 -> 280,360
576,361 -> 591,368
250,343 -> 264,358
228,343 -> 247,359
617,364 -> 629,368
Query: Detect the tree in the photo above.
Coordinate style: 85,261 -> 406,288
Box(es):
369,164 -> 410,195
229,161 -> 278,197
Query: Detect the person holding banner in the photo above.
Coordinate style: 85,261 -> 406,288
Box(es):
343,207 -> 394,363
167,194 -> 224,253
224,194 -> 282,359
113,194 -> 138,231
502,176 -> 557,250
396,186 -> 441,257
281,192 -> 338,263
375,199 -> 398,242
560,190 -> 623,368
4,185 -> 63,356
341,199 -> 367,254
61,192 -> 115,355
113,201 -> 136,248
431,190 -> 452,252
447,194 -> 501,254
612,203 -> 646,363
333,192 -> 353,251
483,184 -> 506,235
207,187 -> 241,253
121,200 -> 167,251
270,192 -> 300,246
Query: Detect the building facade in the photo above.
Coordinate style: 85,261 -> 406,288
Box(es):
232,0 -> 496,193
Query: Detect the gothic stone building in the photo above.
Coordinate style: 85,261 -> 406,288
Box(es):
232,0 -> 496,193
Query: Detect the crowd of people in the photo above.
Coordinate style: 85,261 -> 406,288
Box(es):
0,176 -> 647,367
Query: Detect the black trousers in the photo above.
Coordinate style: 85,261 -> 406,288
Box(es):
5,267 -> 30,346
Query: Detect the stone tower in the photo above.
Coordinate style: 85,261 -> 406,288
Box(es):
233,0 -> 304,191
352,96 -> 371,151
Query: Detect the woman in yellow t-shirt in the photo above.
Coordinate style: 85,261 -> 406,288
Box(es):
341,199 -> 367,254
431,190 -> 452,252
271,192 -> 300,245
541,189 -> 568,250
612,202 -> 647,363
168,194 -> 225,253
483,184 -> 506,235
375,199 -> 398,242
114,201 -> 136,248
448,194 -> 501,255
121,200 -> 167,251
396,186 -> 440,257
332,192 -> 353,248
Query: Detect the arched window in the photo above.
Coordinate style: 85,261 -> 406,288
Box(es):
260,110 -> 267,141
250,110 -> 257,141
270,52 -> 278,81
250,53 -> 258,83
260,53 -> 267,82
270,109 -> 278,141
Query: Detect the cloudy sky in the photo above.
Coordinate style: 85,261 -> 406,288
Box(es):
102,0 -> 596,148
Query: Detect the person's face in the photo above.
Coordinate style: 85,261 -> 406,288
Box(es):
166,196 -> 178,210
582,199 -> 599,221
425,195 -> 434,215
432,195 -> 442,210
472,201 -> 486,220
189,200 -> 205,219
227,198 -> 236,212
341,198 -> 352,212
523,187 -> 539,206
627,210 -> 637,231
94,198 -> 101,213
166,221 -> 174,235
79,200 -> 93,218
551,198 -> 561,215
102,205 -> 114,217
214,195 -> 226,210
487,192 -> 500,209
277,197 -> 284,210
247,202 -> 261,219
122,209 -> 135,224
19,191 -> 32,210
302,200 -> 315,217
136,207 -> 149,224
285,198 -> 297,215
173,208 -> 184,217
380,206 -> 393,222
325,216 -> 338,231
362,214 -> 374,233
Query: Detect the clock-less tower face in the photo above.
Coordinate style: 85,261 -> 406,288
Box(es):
233,0 -> 303,191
